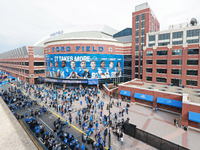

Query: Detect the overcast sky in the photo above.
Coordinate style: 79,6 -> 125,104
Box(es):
0,0 -> 199,52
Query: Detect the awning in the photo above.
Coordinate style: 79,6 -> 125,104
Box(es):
189,111 -> 200,123
134,93 -> 153,102
120,90 -> 131,97
157,97 -> 182,108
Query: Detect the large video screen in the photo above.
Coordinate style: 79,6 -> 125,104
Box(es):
45,54 -> 124,79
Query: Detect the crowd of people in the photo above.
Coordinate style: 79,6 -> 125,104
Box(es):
0,80 -> 130,149
28,83 -> 129,147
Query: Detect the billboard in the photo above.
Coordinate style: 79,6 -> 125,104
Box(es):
45,54 -> 123,79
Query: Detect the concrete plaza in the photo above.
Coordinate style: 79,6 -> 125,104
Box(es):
28,84 -> 199,150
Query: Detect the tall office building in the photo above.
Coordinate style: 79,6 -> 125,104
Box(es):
144,20 -> 200,88
132,3 -> 160,79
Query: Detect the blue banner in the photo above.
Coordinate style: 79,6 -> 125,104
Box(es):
45,54 -> 124,79
88,79 -> 99,85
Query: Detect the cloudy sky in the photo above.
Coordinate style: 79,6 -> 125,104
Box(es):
0,0 -> 199,52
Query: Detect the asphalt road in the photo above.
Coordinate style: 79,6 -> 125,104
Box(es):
1,84 -> 93,150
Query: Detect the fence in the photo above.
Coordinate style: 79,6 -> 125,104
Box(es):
123,121 -> 189,150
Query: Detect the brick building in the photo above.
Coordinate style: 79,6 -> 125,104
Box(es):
132,3 -> 160,80
143,22 -> 200,89
117,79 -> 200,129
0,46 -> 45,84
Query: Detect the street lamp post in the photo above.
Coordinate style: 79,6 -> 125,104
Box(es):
108,95 -> 112,149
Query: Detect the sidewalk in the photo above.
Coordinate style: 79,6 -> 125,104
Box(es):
109,99 -> 199,150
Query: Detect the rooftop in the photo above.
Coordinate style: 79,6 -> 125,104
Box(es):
34,25 -> 118,47
135,2 -> 149,12
120,80 -> 200,105
148,22 -> 200,36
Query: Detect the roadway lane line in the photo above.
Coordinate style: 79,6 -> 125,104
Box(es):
27,106 -> 53,132
37,117 -> 53,132
14,84 -> 109,150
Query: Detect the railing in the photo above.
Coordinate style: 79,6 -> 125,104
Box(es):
123,121 -> 189,150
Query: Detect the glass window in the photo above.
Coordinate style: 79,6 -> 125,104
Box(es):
135,45 -> 139,51
141,44 -> 144,51
187,29 -> 200,37
171,79 -> 181,86
25,70 -> 29,74
146,51 -> 153,56
187,39 -> 199,44
34,62 -> 44,66
158,42 -> 170,46
156,60 -> 167,65
187,48 -> 199,55
113,28 -> 132,38
136,23 -> 139,29
25,62 -> 29,66
146,76 -> 152,81
149,35 -> 155,41
171,69 -> 182,75
156,77 -> 167,83
158,33 -> 170,40
135,30 -> 139,36
172,49 -> 182,55
135,67 -> 138,72
141,22 -> 145,28
135,38 -> 139,43
135,51 -> 139,57
141,13 -> 145,20
141,29 -> 145,35
172,60 -> 182,65
140,60 -> 143,65
186,80 -> 198,86
124,61 -> 131,67
157,50 -> 168,56
187,70 -> 198,76
34,69 -> 45,74
146,60 -> 153,64
140,66 -> 143,73
146,68 -> 153,73
136,15 -> 140,22
135,60 -> 139,65
172,41 -> 183,45
156,68 -> 167,74
148,43 -> 155,47
141,37 -> 145,43
187,59 -> 198,65
173,31 -> 183,39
